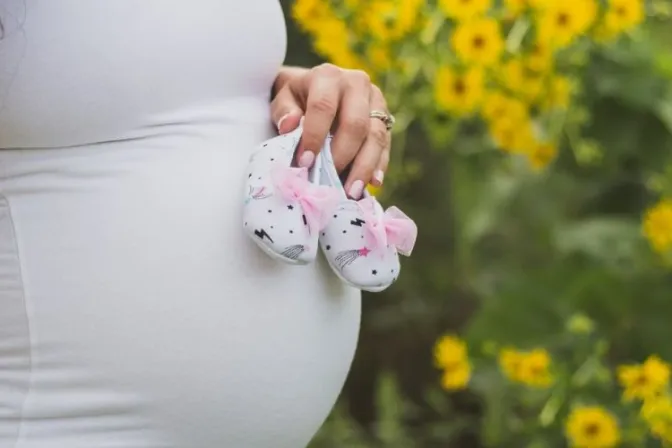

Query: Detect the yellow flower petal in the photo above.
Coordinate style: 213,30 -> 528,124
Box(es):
440,360 -> 472,391
643,200 -> 672,253
566,406 -> 621,448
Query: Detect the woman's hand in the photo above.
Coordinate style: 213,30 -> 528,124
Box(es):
271,64 -> 391,200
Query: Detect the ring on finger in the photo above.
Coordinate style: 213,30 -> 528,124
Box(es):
369,110 -> 395,131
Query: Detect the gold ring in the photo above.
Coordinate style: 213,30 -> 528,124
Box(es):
370,110 -> 395,131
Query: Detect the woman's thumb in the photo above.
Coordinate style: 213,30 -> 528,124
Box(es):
276,112 -> 303,134
271,88 -> 304,134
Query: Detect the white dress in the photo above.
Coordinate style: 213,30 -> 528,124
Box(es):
0,1 -> 361,447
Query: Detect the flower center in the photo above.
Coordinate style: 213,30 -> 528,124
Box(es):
556,12 -> 570,27
472,35 -> 485,49
634,372 -> 649,387
583,422 -> 600,437
453,79 -> 466,95
444,361 -> 461,372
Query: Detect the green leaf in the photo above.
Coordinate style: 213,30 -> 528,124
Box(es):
374,373 -> 413,447
553,218 -> 641,264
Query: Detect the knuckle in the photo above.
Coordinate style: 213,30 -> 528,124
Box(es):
353,162 -> 376,184
370,126 -> 389,148
348,69 -> 371,85
315,63 -> 341,77
301,128 -> 321,145
343,115 -> 370,137
308,95 -> 337,115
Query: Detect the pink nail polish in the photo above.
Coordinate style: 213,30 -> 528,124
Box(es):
373,169 -> 385,185
298,151 -> 315,168
348,180 -> 364,199
276,114 -> 289,132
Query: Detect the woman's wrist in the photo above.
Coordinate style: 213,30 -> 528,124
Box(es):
272,66 -> 308,99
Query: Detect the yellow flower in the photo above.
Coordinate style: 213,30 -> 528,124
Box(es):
500,58 -> 525,91
643,199 -> 672,253
523,79 -> 544,103
500,58 -> 544,102
593,22 -> 620,43
440,359 -> 472,390
481,91 -> 528,124
499,347 -> 554,387
362,0 -> 422,42
502,0 -> 551,16
537,0 -> 598,48
310,16 -> 368,71
292,0 -> 332,33
594,0 -> 644,42
518,348 -> 554,387
434,335 -> 468,368
435,66 -> 485,115
438,0 -> 492,21
434,335 -> 471,391
452,18 -> 504,67
490,116 -> 535,153
366,45 -> 393,72
641,394 -> 672,444
525,41 -> 555,73
528,0 -> 551,9
366,184 -> 382,196
313,16 -> 350,57
504,0 -> 527,18
618,355 -> 671,401
565,406 -> 621,448
499,347 -> 525,381
604,0 -> 645,33
527,141 -> 558,170
541,76 -> 572,110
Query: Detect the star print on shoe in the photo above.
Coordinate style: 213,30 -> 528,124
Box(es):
316,138 -> 418,292
242,126 -> 340,264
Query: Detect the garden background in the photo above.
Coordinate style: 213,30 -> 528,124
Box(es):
282,0 -> 672,446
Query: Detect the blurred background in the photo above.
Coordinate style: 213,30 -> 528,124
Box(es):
281,0 -> 672,447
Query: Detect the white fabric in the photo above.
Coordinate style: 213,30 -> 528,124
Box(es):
0,1 -> 361,447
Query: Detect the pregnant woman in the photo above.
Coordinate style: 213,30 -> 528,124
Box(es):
0,1 -> 393,447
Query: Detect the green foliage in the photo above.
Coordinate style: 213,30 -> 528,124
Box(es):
280,1 -> 672,446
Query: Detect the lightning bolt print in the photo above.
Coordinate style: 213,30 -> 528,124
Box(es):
254,229 -> 274,243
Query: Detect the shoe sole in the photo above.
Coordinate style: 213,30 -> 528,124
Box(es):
248,231 -> 312,266
321,255 -> 390,293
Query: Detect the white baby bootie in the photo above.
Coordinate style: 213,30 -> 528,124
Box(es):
317,138 -> 418,292
242,125 -> 340,264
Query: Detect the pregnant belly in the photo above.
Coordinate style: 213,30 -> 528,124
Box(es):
0,116 -> 361,448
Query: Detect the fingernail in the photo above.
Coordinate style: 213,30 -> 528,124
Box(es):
373,169 -> 385,185
298,151 -> 315,168
276,114 -> 289,133
348,180 -> 364,199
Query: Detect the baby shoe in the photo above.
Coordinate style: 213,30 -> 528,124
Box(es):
317,138 -> 418,292
243,125 -> 340,264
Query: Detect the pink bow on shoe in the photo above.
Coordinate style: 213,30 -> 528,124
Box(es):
359,197 -> 418,256
272,165 -> 340,234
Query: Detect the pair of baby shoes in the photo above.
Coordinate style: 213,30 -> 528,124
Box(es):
242,125 -> 417,293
